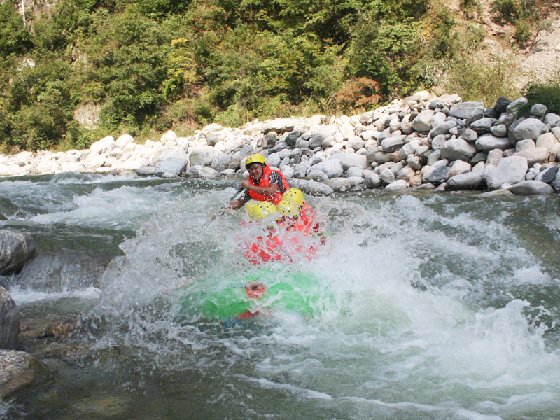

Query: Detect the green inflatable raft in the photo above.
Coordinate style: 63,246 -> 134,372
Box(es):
180,268 -> 331,321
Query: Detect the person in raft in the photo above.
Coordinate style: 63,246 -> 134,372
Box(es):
228,153 -> 289,210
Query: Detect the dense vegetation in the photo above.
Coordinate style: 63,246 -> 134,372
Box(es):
0,0 -> 555,151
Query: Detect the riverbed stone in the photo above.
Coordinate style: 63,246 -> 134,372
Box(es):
385,179 -> 408,191
536,167 -> 559,184
412,110 -> 435,132
449,101 -> 484,123
490,124 -> 507,137
506,97 -> 528,114
509,180 -> 554,195
530,104 -> 547,117
381,135 -> 406,152
447,173 -> 485,190
484,155 -> 528,189
330,152 -> 368,170
512,118 -> 546,141
441,138 -> 477,161
0,231 -> 36,275
476,135 -> 510,152
0,350 -> 42,397
0,287 -> 19,349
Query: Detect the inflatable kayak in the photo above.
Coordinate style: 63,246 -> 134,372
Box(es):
180,268 -> 331,321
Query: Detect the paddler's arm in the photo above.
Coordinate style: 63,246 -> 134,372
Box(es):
228,191 -> 249,210
242,180 -> 280,196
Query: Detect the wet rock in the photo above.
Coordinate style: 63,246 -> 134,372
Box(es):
289,179 -> 333,196
0,350 -> 42,397
0,287 -> 19,349
385,180 -> 408,191
441,138 -> 476,161
447,173 -> 485,190
0,231 -> 36,275
536,167 -> 559,184
509,180 -> 554,195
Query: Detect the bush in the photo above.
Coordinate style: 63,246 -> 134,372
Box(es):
444,53 -> 521,105
335,78 -> 380,112
0,2 -> 32,56
525,81 -> 560,114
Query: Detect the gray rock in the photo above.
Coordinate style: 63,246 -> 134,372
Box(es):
363,170 -> 381,188
186,165 -> 219,178
289,178 -> 333,195
425,163 -> 450,184
494,97 -> 511,114
512,118 -> 545,141
536,132 -> 560,155
431,134 -> 447,150
506,97 -> 528,114
490,124 -> 507,137
515,140 -> 548,165
447,160 -> 471,178
449,101 -> 484,123
553,171 -> 560,191
0,350 -> 41,397
0,287 -> 19,349
381,135 -> 406,153
385,180 -> 408,191
326,177 -> 352,192
135,166 -> 157,176
347,167 -> 364,178
463,128 -> 478,142
210,153 -> 232,172
486,149 -> 503,166
536,167 -> 559,184
262,118 -> 295,134
476,135 -> 510,152
412,110 -> 435,132
470,118 -> 495,134
430,120 -> 457,137
530,104 -> 547,117
447,173 -> 485,190
330,152 -> 368,169
307,168 -> 328,182
407,155 -> 422,170
189,145 -> 216,166
545,113 -> 560,126
478,189 -> 514,198
323,159 -> 344,178
509,180 -> 554,195
0,231 -> 35,275
285,130 -> 303,147
379,168 -> 396,184
484,155 -> 528,189
441,138 -> 477,161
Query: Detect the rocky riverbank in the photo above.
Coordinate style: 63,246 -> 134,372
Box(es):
1,91 -> 560,197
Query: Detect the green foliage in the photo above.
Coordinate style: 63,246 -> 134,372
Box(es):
4,59 -> 76,150
492,0 -> 540,46
347,14 -> 422,95
83,11 -> 171,130
525,80 -> 560,114
0,2 -> 32,56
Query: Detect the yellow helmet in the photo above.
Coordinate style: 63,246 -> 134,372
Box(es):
245,153 -> 267,166
282,188 -> 304,206
250,201 -> 278,220
278,199 -> 301,218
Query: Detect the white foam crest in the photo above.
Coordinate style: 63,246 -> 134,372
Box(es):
10,286 -> 101,305
93,188 -> 244,314
30,185 -> 173,228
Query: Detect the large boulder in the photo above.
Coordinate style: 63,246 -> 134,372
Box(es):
0,287 -> 19,349
484,155 -> 528,189
289,179 -> 334,195
440,138 -> 477,161
447,173 -> 485,190
330,152 -> 368,170
511,118 -> 546,141
449,101 -> 484,123
0,231 -> 35,275
475,135 -> 510,152
509,181 -> 554,195
0,350 -> 42,397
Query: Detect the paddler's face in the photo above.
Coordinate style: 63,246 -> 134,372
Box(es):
247,163 -> 264,183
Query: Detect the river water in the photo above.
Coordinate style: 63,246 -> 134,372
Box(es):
1,173 -> 559,419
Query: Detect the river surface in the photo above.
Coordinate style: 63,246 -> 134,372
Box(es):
1,173 -> 559,419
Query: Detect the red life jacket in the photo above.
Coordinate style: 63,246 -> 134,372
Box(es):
247,165 -> 289,205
